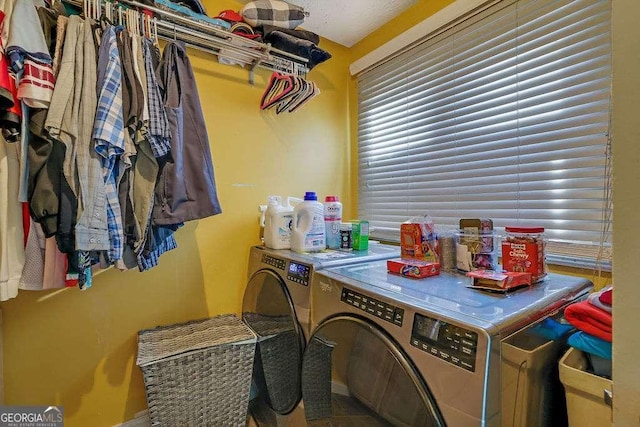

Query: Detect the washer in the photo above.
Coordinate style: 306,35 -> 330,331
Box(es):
242,244 -> 400,426
302,260 -> 592,426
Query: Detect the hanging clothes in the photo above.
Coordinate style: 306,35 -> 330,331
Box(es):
6,0 -> 55,109
0,132 -> 24,301
142,38 -> 171,158
94,23 -> 126,266
44,14 -> 81,256
20,221 -> 66,290
116,29 -> 142,270
74,17 -> 109,253
51,15 -> 68,78
130,37 -> 159,257
0,0 -> 226,293
153,41 -> 222,225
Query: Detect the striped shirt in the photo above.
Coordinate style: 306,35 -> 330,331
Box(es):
142,38 -> 171,158
93,25 -> 125,265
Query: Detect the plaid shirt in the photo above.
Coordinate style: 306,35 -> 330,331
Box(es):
142,38 -> 171,158
94,25 -> 125,264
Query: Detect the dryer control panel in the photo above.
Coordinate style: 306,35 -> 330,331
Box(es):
411,313 -> 477,372
261,254 -> 311,286
262,254 -> 286,270
341,287 -> 405,326
287,261 -> 311,286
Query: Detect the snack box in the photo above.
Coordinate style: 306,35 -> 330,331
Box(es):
387,258 -> 440,279
466,270 -> 532,291
351,220 -> 369,251
400,223 -> 438,262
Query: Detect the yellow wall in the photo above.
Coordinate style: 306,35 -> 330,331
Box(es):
0,1 -> 351,425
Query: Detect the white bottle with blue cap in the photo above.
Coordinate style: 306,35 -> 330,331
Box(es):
291,191 -> 326,253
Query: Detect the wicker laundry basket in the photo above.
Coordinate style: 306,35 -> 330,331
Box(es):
136,314 -> 257,426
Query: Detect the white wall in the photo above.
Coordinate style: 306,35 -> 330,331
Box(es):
612,1 -> 640,424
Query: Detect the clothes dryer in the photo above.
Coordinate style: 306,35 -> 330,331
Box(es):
242,244 -> 400,426
302,260 -> 592,426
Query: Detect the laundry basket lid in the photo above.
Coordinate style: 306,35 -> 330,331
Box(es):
136,314 -> 256,367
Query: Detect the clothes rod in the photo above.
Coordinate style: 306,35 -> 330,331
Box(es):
97,0 -> 309,64
155,19 -> 266,62
64,0 -> 309,82
154,20 -> 308,82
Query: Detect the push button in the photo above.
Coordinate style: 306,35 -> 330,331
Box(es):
463,331 -> 477,342
461,338 -> 475,348
393,308 -> 404,326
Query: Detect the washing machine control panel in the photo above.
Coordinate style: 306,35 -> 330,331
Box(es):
261,254 -> 311,286
411,314 -> 477,372
286,261 -> 311,286
341,287 -> 405,326
262,254 -> 286,271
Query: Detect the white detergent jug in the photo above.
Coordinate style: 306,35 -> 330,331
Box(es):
291,192 -> 326,253
263,196 -> 302,249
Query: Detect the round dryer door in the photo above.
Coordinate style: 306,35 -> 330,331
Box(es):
301,315 -> 445,427
242,269 -> 304,415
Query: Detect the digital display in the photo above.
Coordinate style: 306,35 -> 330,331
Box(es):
288,262 -> 309,278
413,314 -> 441,342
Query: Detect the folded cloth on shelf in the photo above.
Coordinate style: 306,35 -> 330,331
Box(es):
259,24 -> 320,45
599,287 -> 612,305
154,0 -> 230,30
265,31 -> 331,70
216,9 -> 243,23
567,331 -> 612,360
565,300 -> 612,342
172,0 -> 207,15
241,0 -> 305,30
229,22 -> 262,41
588,286 -> 612,313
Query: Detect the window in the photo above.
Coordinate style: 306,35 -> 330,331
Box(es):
357,0 -> 612,268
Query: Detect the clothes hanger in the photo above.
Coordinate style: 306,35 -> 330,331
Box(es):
93,0 -> 101,20
103,0 -> 111,22
275,76 -> 304,114
260,72 -> 296,110
141,11 -> 148,38
152,17 -> 158,44
118,5 -> 124,26
288,81 -> 319,113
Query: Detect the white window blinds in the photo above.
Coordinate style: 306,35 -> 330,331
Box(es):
357,0 -> 612,268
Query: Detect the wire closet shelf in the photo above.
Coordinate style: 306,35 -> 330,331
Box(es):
65,0 -> 309,83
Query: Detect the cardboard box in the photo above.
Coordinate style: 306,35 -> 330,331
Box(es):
387,258 -> 440,279
350,220 -> 369,251
466,270 -> 531,291
400,223 -> 438,262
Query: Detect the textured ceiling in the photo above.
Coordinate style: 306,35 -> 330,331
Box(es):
236,0 -> 418,47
